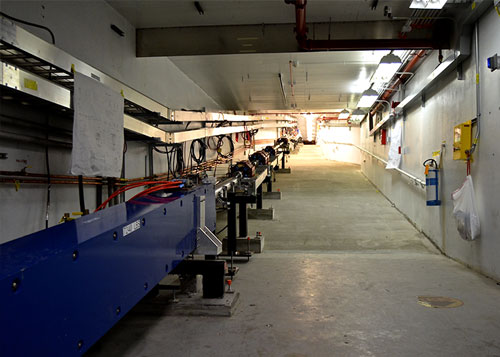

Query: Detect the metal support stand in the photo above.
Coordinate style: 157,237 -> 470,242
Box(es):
173,259 -> 226,299
226,192 -> 256,254
266,174 -> 273,192
239,201 -> 248,237
227,192 -> 238,255
276,151 -> 291,174
256,185 -> 263,209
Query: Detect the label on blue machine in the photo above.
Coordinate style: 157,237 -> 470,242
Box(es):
123,220 -> 141,237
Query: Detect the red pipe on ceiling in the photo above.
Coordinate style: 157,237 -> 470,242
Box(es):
285,0 -> 438,51
370,49 -> 427,115
293,0 -> 307,42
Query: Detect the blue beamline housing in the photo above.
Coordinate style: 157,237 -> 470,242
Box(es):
0,184 -> 215,356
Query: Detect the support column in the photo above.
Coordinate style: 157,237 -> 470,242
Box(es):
266,174 -> 273,192
256,185 -> 263,209
239,201 -> 248,238
227,192 -> 237,255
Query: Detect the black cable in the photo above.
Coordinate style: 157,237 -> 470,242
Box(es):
161,144 -> 184,178
207,136 -> 219,150
165,147 -> 173,179
217,135 -> 234,158
216,225 -> 228,235
175,145 -> 184,175
78,175 -> 86,214
190,139 -> 206,165
121,142 -> 126,203
153,146 -> 168,154
422,159 -> 438,168
0,11 -> 55,44
155,144 -> 174,179
216,120 -> 230,127
43,115 -> 51,228
45,140 -> 51,229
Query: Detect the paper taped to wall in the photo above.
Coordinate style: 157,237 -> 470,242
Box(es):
386,121 -> 402,169
71,72 -> 124,177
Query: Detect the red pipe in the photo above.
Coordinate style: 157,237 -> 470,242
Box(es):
294,0 -> 307,42
370,49 -> 427,116
286,0 -> 438,51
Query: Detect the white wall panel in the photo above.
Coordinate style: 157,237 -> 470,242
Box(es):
360,7 -> 500,279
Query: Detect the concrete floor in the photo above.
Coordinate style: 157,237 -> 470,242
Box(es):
87,145 -> 500,357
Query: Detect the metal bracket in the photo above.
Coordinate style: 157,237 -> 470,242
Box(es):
457,62 -> 464,80
195,194 -> 222,255
195,226 -> 222,255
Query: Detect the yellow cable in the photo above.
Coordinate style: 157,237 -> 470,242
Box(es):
496,6 -> 500,16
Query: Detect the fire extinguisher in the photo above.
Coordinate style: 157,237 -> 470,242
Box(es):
423,159 -> 441,206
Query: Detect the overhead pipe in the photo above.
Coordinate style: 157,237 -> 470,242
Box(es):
285,0 -> 438,51
289,61 -> 295,97
0,170 -> 103,181
320,117 -> 348,121
370,49 -> 427,116
328,142 -> 425,187
248,112 -> 346,115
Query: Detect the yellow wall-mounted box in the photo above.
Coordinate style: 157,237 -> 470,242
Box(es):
453,120 -> 472,160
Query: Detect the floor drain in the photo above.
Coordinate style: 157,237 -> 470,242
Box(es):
417,296 -> 464,308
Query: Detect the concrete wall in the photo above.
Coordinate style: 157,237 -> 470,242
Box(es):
0,1 -> 228,243
360,8 -> 500,280
318,126 -> 361,164
297,115 -> 318,142
0,0 -> 221,111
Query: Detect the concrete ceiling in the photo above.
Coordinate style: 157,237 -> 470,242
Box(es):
107,0 -> 474,111
108,0 -> 415,28
169,50 -> 407,111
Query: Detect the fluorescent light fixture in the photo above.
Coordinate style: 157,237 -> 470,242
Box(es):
350,108 -> 367,122
357,88 -> 379,108
410,0 -> 447,9
338,109 -> 350,119
371,53 -> 402,83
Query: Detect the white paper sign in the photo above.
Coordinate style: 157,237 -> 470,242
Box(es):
386,121 -> 402,169
71,72 -> 124,177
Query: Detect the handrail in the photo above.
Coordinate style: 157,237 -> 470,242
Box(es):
325,141 -> 425,188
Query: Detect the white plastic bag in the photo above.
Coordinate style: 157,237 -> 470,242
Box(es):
451,175 -> 480,241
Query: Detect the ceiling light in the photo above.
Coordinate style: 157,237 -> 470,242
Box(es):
371,53 -> 402,83
350,108 -> 367,122
410,0 -> 448,9
338,109 -> 350,119
357,88 -> 379,108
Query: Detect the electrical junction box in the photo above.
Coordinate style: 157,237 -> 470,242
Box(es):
487,54 -> 498,72
453,120 -> 472,160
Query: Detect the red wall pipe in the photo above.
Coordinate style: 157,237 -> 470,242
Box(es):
370,49 -> 427,116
